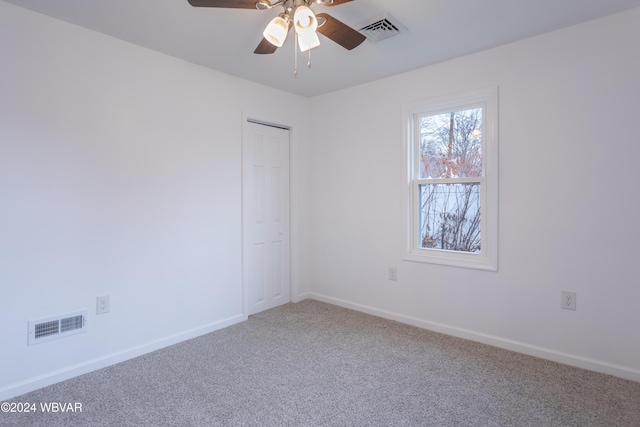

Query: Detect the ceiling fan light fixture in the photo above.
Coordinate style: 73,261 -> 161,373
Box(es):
297,30 -> 320,52
294,6 -> 318,34
263,14 -> 289,47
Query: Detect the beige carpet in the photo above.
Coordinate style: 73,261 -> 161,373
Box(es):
2,300 -> 640,426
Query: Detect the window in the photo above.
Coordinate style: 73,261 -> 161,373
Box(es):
403,87 -> 498,270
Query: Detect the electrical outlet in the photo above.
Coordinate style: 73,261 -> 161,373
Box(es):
388,267 -> 397,281
97,295 -> 110,315
561,291 -> 576,311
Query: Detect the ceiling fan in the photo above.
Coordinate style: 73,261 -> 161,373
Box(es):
187,0 -> 366,55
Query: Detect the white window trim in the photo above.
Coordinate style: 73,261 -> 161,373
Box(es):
402,87 -> 498,271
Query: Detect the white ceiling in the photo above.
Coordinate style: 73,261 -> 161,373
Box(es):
4,0 -> 640,97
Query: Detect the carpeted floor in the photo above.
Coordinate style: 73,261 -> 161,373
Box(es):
2,299 -> 640,426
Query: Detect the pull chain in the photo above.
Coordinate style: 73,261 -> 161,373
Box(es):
294,33 -> 299,78
293,32 -> 314,75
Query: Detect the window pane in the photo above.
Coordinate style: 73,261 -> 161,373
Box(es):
419,108 -> 483,179
418,183 -> 481,253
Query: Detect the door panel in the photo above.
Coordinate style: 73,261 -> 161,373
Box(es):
243,121 -> 290,315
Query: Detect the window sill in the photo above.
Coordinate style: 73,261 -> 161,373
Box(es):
403,250 -> 497,271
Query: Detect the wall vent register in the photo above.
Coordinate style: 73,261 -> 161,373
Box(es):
28,310 -> 87,345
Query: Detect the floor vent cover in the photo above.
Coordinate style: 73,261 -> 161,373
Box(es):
358,13 -> 407,42
29,310 -> 87,345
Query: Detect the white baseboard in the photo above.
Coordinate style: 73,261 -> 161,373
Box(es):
0,313 -> 246,401
304,293 -> 640,383
292,291 -> 313,303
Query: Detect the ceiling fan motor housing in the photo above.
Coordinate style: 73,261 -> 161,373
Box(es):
284,0 -> 313,12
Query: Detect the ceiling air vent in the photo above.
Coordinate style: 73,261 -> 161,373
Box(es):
358,13 -> 407,42
28,310 -> 87,345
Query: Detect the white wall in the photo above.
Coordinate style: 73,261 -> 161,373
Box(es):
307,8 -> 640,381
2,1 -> 639,401
0,1 -> 310,399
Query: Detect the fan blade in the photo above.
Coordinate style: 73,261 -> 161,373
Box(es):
316,13 -> 366,50
188,0 -> 258,8
254,38 -> 279,54
322,0 -> 355,6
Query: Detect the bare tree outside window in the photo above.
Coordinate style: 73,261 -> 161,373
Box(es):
418,108 -> 483,253
404,87 -> 497,270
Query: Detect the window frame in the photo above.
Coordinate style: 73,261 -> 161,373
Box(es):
402,87 -> 498,271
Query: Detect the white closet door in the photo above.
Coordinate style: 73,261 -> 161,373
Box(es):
243,121 -> 290,315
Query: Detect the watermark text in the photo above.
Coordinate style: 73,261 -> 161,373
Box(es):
1,401 -> 83,413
